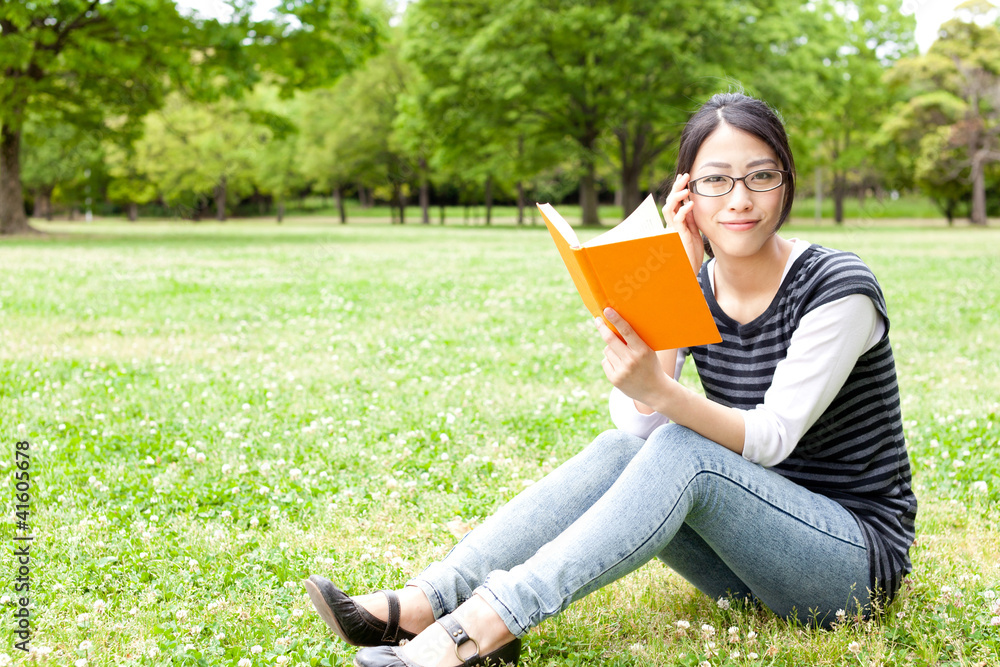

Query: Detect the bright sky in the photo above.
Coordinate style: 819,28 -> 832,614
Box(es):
175,0 -> 993,53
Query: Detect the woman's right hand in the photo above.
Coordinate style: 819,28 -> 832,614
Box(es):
662,173 -> 704,276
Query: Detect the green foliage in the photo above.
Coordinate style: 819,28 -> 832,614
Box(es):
881,9 -> 1000,224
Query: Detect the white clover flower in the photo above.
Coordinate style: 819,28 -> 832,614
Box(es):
175,609 -> 188,621
195,452 -> 207,463
991,616 -> 1000,626
847,641 -> 861,654
148,647 -> 159,658
276,656 -> 291,665
249,517 -> 259,527
701,624 -> 716,637
186,446 -> 196,458
221,510 -> 232,519
75,660 -> 87,667
0,596 -> 9,605
251,645 -> 263,655
746,630 -> 757,641
292,609 -> 303,618
716,597 -> 730,610
0,654 -> 12,667
78,640 -> 93,651
239,659 -> 252,667
835,608 -> 846,622
675,620 -> 690,630
188,558 -> 199,570
289,468 -> 302,480
973,480 -> 989,493
77,613 -> 90,623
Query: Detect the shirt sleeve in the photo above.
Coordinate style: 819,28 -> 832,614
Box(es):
741,293 -> 886,467
607,350 -> 687,439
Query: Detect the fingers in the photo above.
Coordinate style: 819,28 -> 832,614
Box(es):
662,173 -> 692,229
602,308 -> 647,350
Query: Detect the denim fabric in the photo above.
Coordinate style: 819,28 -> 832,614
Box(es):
408,425 -> 870,636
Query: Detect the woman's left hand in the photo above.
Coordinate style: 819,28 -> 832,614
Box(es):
595,308 -> 672,407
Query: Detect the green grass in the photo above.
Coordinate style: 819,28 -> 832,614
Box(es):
1,219 -> 998,666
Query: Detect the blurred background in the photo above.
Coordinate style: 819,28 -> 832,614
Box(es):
2,0 -> 998,233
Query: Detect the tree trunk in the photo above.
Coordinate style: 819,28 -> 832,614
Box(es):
439,204 -> 445,225
970,155 -> 987,226
484,174 -> 493,226
393,182 -> 405,224
357,183 -> 371,208
276,200 -> 285,223
579,157 -> 600,226
620,161 -> 642,219
619,139 -> 643,218
334,185 -> 347,224
34,186 -> 54,221
127,202 -> 138,222
0,123 -> 32,235
833,170 -> 846,225
516,180 -> 525,225
214,175 -> 227,221
419,157 -> 430,225
814,167 -> 823,222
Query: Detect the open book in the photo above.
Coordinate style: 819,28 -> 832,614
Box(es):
538,195 -> 721,351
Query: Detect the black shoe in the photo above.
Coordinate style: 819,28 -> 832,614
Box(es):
303,575 -> 416,647
353,614 -> 521,667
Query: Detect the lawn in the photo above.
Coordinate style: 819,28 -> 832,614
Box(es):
1,219 -> 998,666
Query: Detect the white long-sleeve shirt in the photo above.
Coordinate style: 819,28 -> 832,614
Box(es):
608,239 -> 886,467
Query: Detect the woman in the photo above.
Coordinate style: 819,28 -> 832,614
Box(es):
304,92 -> 917,667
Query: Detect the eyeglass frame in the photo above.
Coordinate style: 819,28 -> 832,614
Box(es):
688,169 -> 791,197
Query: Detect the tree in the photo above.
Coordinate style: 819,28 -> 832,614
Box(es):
20,114 -> 104,220
884,5 -> 1000,225
775,0 -> 916,224
404,0 -> 863,226
0,0 -> 381,234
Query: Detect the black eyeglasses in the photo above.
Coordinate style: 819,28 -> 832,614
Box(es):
689,169 -> 789,197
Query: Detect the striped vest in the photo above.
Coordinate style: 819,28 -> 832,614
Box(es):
689,244 -> 917,603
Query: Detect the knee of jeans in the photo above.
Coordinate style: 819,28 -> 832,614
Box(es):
587,428 -> 645,464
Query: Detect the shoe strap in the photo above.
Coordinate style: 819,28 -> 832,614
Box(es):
381,589 -> 403,644
437,615 -> 481,666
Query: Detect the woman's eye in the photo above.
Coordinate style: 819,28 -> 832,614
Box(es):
703,176 -> 727,184
751,171 -> 777,181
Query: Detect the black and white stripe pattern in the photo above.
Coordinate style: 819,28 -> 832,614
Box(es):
689,245 -> 917,604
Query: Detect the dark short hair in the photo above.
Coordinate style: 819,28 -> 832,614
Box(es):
674,92 -> 796,229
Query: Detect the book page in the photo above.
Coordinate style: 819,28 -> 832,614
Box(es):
536,203 -> 580,247
585,194 -> 666,247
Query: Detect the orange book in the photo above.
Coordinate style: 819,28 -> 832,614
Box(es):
538,195 -> 721,351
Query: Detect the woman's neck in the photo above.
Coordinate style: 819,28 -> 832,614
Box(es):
712,235 -> 794,324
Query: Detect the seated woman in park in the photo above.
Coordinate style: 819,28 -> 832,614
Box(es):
303,92 -> 917,667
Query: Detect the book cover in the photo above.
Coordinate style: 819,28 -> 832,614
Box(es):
538,195 -> 722,351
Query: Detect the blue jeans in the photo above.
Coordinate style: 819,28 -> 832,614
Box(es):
408,425 -> 870,635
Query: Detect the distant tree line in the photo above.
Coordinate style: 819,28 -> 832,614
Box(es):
2,0 -> 999,234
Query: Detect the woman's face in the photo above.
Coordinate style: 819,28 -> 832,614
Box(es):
689,123 -> 786,262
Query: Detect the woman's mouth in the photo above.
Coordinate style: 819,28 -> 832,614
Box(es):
720,220 -> 759,231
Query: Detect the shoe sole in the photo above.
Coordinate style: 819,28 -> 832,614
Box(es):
303,577 -> 356,646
